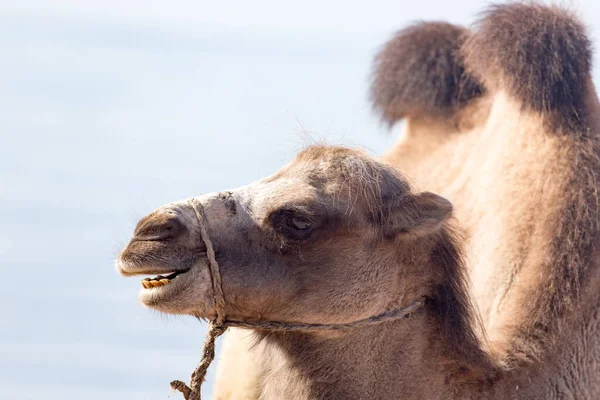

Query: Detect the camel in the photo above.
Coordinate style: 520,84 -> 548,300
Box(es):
116,3 -> 600,399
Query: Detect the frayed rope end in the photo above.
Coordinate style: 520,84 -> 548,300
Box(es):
170,379 -> 195,400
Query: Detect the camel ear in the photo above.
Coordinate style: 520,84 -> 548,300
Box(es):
383,192 -> 453,238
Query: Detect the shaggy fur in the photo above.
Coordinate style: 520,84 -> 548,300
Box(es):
462,3 -> 592,130
370,22 -> 484,125
380,2 -> 600,396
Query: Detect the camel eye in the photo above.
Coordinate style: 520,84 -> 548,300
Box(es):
271,208 -> 317,239
288,217 -> 312,231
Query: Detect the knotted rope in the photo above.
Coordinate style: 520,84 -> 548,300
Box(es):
170,200 -> 227,400
170,199 -> 425,400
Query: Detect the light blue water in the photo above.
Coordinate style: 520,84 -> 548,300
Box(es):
1,2 -> 599,399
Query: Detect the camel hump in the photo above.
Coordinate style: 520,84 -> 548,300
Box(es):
462,3 -> 592,126
370,22 -> 484,126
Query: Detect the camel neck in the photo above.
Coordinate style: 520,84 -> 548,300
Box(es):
255,313 -> 446,400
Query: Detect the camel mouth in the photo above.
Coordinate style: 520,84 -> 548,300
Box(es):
139,269 -> 190,289
115,239 -> 214,313
134,258 -> 214,314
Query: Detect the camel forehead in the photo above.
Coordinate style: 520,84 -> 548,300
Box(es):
243,165 -> 328,219
266,146 -> 372,187
244,175 -> 320,211
240,147 -> 372,216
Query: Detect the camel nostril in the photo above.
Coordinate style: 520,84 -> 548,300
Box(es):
134,215 -> 185,241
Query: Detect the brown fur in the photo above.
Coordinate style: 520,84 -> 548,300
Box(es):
462,3 -> 592,130
116,2 -> 600,399
371,21 -> 483,125
117,146 -> 500,398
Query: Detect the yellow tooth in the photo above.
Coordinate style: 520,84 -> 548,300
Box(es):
160,279 -> 170,285
150,280 -> 163,287
141,281 -> 151,289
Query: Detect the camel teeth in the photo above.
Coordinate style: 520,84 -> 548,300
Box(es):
141,277 -> 172,289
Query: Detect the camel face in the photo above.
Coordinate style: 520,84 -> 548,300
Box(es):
116,146 -> 452,322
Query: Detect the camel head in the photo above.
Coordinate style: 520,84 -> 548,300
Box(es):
116,146 -> 453,324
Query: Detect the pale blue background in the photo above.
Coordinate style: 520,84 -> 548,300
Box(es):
1,1 -> 599,399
